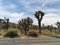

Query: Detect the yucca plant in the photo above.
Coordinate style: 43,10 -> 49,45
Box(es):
34,11 -> 44,34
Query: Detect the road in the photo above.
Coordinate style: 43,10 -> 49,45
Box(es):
0,37 -> 60,45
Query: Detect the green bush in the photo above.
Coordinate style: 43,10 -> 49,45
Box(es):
27,30 -> 39,37
4,30 -> 18,38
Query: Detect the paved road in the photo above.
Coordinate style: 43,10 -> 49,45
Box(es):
0,37 -> 60,45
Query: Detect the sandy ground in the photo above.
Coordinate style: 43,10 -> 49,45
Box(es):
20,42 -> 60,45
20,35 -> 50,39
0,35 -> 60,45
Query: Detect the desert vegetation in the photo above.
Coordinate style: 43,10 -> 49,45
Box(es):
0,11 -> 60,38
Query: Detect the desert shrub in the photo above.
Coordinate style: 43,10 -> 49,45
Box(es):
0,33 -> 2,36
27,30 -> 39,37
4,30 -> 18,38
42,31 -> 52,36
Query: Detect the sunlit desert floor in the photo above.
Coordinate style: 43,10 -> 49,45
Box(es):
20,42 -> 60,45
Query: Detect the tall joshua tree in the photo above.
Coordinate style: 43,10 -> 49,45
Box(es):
34,11 -> 44,34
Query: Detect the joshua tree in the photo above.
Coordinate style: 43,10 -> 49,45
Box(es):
0,18 -> 5,30
47,25 -> 53,32
34,11 -> 44,34
4,17 -> 9,30
26,17 -> 33,31
18,17 -> 33,35
6,18 -> 9,30
56,22 -> 60,32
0,19 -> 3,30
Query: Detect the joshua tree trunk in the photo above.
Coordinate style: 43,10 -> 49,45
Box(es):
25,29 -> 27,35
27,24 -> 29,31
27,21 -> 29,31
38,20 -> 41,34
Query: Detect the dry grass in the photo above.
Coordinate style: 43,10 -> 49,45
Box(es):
41,29 -> 59,36
19,42 -> 60,45
0,29 -> 60,38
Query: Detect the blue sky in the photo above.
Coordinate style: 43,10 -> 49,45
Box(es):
0,0 -> 60,26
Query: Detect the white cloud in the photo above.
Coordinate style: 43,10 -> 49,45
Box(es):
10,13 -> 24,18
19,0 -> 60,7
0,5 -> 25,23
0,0 -> 21,23
44,0 -> 60,3
9,12 -> 25,23
44,13 -> 58,17
0,12 -> 25,23
42,13 -> 60,26
19,0 -> 60,16
3,4 -> 16,9
45,8 -> 59,12
19,0 -> 60,12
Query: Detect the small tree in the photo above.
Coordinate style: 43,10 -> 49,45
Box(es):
26,17 -> 33,31
6,18 -> 9,30
56,22 -> 60,32
47,25 -> 53,32
0,19 -> 2,30
3,17 -> 9,30
34,11 -> 44,34
18,17 -> 33,35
